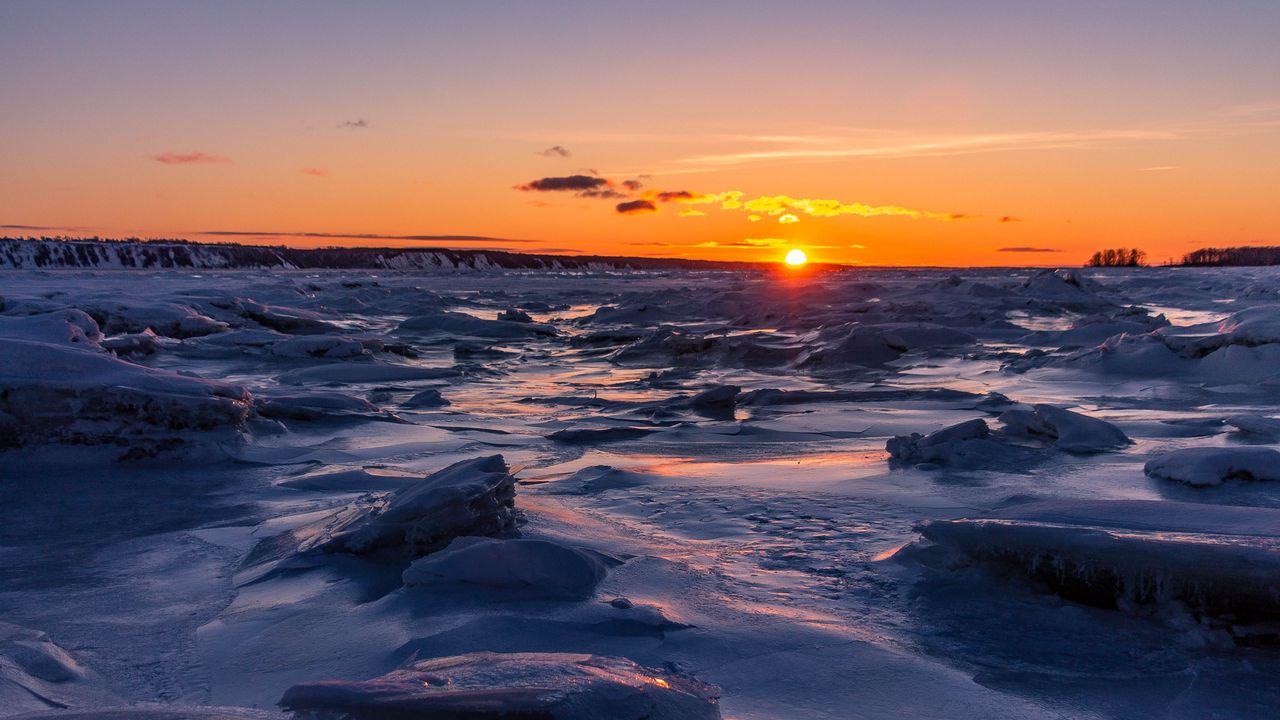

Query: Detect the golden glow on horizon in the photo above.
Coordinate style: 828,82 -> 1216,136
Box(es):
785,248 -> 808,266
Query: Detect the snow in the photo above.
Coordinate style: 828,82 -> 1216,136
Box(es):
278,652 -> 721,720
1143,447 -> 1280,486
6,264 -> 1280,719
402,536 -> 617,598
0,338 -> 250,450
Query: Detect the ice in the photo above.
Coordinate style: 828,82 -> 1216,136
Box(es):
400,310 -> 556,338
8,265 -> 1280,719
0,338 -> 250,449
997,403 -> 1132,453
283,455 -> 518,558
402,536 -> 617,599
913,499 -> 1280,621
0,310 -> 102,347
0,623 -> 117,714
1225,414 -> 1280,438
403,387 -> 450,407
277,362 -> 460,385
277,652 -> 721,720
267,336 -> 372,359
82,299 -> 228,338
1143,447 -> 1280,486
886,404 -> 1129,468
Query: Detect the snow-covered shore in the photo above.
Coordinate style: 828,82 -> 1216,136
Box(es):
3,265 -> 1280,719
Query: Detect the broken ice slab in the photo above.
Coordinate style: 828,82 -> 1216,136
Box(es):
914,499 -> 1280,621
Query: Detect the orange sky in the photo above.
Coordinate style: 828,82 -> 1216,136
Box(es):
2,2 -> 1278,266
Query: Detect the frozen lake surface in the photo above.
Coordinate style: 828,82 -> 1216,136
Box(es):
3,266 -> 1280,719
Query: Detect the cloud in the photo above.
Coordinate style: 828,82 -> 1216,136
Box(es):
654,190 -> 698,202
747,215 -> 762,222
616,199 -> 657,215
779,214 -> 799,224
679,128 -> 1181,167
0,223 -> 87,232
1141,165 -> 1179,171
577,188 -> 628,199
999,216 -> 1022,223
338,119 -> 369,129
151,151 -> 231,165
996,246 -> 1061,253
516,175 -> 610,192
537,145 -> 572,158
198,230 -> 536,243
301,167 -> 328,177
679,209 -> 706,217
622,179 -> 644,191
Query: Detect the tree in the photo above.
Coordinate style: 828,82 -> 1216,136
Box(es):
1085,247 -> 1146,267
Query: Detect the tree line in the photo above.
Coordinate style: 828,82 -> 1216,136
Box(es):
1085,247 -> 1146,267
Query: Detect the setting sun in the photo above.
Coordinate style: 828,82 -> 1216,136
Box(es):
785,249 -> 808,266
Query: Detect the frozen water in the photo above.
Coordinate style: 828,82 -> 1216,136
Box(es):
4,265 -> 1280,719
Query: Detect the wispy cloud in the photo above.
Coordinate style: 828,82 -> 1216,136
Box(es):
677,129 -> 1181,168
0,223 -> 87,232
301,167 -> 328,177
999,216 -> 1022,223
151,151 -> 231,165
1141,165 -> 1179,171
338,119 -> 369,130
996,246 -> 1061,253
537,145 -> 572,158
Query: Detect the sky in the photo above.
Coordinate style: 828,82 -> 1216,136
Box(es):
2,1 -> 1278,266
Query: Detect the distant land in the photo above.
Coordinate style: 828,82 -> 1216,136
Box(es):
0,236 -> 774,272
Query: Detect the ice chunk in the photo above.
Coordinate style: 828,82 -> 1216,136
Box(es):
403,388 -> 450,408
278,652 -> 721,720
294,455 -> 518,558
101,329 -> 163,356
545,465 -> 660,494
0,339 -> 250,449
548,426 -> 655,444
1143,447 -> 1280,487
915,499 -> 1280,621
0,310 -> 102,347
401,536 -> 616,599
886,419 -> 1032,470
1224,414 -> 1280,438
84,300 -> 228,338
997,404 -> 1131,453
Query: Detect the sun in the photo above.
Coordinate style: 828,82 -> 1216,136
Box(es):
784,248 -> 808,266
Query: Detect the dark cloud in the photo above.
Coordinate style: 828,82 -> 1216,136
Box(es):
655,190 -> 696,202
516,175 -> 610,192
996,246 -> 1061,253
622,179 -> 644,191
999,216 -> 1023,223
151,151 -> 231,165
537,145 -> 572,158
578,188 -> 627,199
198,230 -> 536,243
616,199 -> 657,215
338,119 -> 370,129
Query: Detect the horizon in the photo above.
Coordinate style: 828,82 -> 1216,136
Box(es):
3,2 -> 1278,267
